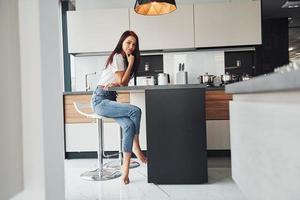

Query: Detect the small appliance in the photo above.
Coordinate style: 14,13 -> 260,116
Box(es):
136,76 -> 155,86
157,73 -> 170,85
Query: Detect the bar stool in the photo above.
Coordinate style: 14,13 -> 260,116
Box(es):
73,102 -> 139,181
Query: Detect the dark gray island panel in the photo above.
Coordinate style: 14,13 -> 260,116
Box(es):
109,85 -> 208,184
145,88 -> 207,184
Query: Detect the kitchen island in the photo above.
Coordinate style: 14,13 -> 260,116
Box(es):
109,84 -> 208,184
63,86 -> 232,158
63,85 -> 232,183
226,70 -> 300,200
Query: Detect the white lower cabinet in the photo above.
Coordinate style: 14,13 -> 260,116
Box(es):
129,92 -> 147,150
65,123 -> 121,152
206,120 -> 230,150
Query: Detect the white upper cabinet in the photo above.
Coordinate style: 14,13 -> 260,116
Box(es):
194,1 -> 262,48
67,8 -> 129,53
67,2 -> 262,53
129,5 -> 194,51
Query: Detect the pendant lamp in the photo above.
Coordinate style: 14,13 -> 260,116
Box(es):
134,0 -> 177,16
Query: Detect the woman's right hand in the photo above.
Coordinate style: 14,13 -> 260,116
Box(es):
127,54 -> 134,67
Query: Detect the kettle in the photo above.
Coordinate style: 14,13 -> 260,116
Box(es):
157,73 -> 170,85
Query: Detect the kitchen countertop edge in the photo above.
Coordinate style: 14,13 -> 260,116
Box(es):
63,84 -> 225,95
225,70 -> 300,94
108,84 -> 207,91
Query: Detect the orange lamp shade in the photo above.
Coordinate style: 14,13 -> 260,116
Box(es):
134,0 -> 177,16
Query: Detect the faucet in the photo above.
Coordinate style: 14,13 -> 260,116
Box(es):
85,72 -> 97,92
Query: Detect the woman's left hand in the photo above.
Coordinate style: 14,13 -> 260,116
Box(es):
127,54 -> 135,67
104,82 -> 120,89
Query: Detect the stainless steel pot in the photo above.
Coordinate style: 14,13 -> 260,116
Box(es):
241,74 -> 250,81
198,73 -> 214,84
197,76 -> 203,84
221,72 -> 232,83
212,76 -> 222,87
231,74 -> 240,82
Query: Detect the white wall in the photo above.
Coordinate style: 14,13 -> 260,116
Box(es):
0,0 -> 65,199
0,0 -> 23,199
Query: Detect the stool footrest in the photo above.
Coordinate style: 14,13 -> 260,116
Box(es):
103,152 -> 121,158
80,168 -> 121,181
104,160 -> 140,169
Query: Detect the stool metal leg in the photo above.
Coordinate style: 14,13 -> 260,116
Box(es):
104,126 -> 140,169
80,118 -> 121,181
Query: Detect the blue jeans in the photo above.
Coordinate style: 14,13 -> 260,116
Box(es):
91,86 -> 141,153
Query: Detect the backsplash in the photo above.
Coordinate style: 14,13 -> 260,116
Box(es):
135,55 -> 164,85
164,50 -> 225,84
137,54 -> 164,75
224,50 -> 255,76
70,55 -> 108,91
70,50 -> 225,91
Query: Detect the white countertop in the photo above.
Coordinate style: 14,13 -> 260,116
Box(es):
225,70 -> 300,94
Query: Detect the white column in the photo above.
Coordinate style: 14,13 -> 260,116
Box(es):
0,0 -> 23,199
1,0 -> 65,199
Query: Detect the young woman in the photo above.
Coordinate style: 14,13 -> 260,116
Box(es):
91,30 -> 147,184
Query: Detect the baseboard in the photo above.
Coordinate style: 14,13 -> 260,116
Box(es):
66,151 -> 98,159
207,150 -> 231,157
65,150 -> 230,159
65,151 -> 147,159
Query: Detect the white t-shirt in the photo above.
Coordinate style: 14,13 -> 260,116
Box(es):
98,53 -> 125,86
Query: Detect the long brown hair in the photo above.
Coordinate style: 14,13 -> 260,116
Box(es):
106,30 -> 140,77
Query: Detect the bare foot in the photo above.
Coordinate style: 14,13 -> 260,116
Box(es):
132,135 -> 148,164
121,176 -> 130,185
133,148 -> 148,164
122,153 -> 131,185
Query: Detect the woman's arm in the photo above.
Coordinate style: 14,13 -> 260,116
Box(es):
114,54 -> 134,86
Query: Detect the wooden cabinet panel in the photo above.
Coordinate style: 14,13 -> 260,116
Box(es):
64,93 -> 130,123
116,92 -> 130,103
206,90 -> 232,101
64,94 -> 93,123
205,90 -> 232,120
